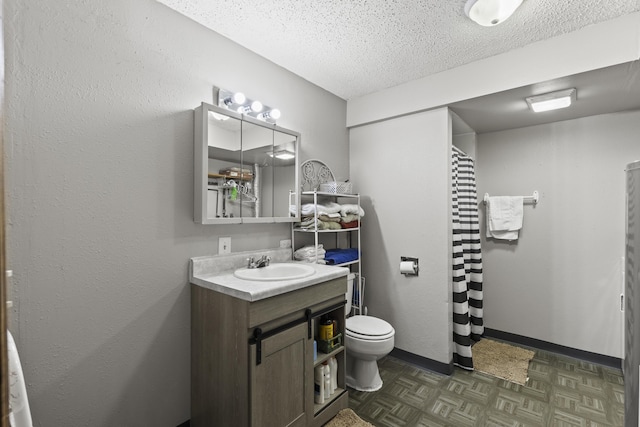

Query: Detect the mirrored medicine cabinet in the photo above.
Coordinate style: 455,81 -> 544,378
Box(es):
194,102 -> 300,224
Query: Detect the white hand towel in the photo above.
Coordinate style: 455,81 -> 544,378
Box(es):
488,196 -> 523,231
486,196 -> 524,240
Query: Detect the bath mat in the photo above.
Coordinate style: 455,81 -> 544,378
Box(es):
324,408 -> 375,427
472,339 -> 535,385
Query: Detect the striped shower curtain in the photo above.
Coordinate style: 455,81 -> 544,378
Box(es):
452,151 -> 484,370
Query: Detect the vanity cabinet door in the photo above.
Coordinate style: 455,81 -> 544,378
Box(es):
249,322 -> 312,427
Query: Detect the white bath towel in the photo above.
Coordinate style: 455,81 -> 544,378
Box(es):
339,204 -> 365,217
290,202 -> 343,217
486,196 -> 524,240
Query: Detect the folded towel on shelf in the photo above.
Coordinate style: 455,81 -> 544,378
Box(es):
318,214 -> 341,223
294,244 -> 326,262
297,202 -> 342,216
340,213 -> 360,223
296,218 -> 342,231
340,204 -> 365,217
485,196 -> 524,241
321,221 -> 342,230
324,248 -> 359,265
341,220 -> 359,229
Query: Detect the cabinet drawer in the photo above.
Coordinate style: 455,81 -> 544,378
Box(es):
248,277 -> 346,328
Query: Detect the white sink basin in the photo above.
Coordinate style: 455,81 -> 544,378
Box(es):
234,263 -> 316,281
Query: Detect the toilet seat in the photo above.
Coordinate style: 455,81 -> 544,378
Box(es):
346,315 -> 395,341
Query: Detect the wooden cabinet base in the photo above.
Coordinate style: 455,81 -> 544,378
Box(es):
191,277 -> 348,427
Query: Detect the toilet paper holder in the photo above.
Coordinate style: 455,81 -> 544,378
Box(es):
400,256 -> 419,276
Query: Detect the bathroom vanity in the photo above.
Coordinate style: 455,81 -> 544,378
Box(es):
190,251 -> 349,427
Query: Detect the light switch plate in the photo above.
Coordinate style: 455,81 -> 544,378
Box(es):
219,237 -> 231,254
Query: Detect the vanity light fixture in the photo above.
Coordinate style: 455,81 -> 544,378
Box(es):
525,88 -> 577,113
464,0 -> 523,26
215,86 -> 281,124
269,150 -> 295,160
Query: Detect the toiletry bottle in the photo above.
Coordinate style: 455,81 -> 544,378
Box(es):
329,356 -> 338,393
320,318 -> 333,341
323,362 -> 331,399
314,365 -> 325,404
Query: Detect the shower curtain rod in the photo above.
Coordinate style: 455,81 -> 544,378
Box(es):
452,146 -> 468,156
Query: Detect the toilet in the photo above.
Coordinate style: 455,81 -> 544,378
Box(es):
344,274 -> 395,392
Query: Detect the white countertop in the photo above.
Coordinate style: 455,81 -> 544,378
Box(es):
190,250 -> 349,302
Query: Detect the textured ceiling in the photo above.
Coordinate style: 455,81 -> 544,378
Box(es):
157,0 -> 640,100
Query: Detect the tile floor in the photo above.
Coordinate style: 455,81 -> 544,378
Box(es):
348,346 -> 624,426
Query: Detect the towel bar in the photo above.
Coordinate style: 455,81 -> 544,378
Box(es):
483,191 -> 538,205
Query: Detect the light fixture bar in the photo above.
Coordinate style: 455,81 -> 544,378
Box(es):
214,86 -> 281,124
525,88 -> 577,113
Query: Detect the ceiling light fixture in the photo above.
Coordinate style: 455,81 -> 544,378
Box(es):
269,150 -> 295,160
214,86 -> 281,123
464,0 -> 523,26
525,88 -> 577,113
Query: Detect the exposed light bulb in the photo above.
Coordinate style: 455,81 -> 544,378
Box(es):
232,92 -> 246,104
251,100 -> 263,113
268,108 -> 281,120
223,92 -> 246,107
260,108 -> 282,121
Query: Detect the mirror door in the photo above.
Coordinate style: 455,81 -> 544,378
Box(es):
241,119 -> 274,222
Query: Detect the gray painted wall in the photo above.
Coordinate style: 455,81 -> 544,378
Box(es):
4,0 -> 347,425
476,110 -> 640,358
349,108 -> 453,365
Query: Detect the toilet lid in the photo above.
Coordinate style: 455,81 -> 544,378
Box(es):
346,315 -> 395,340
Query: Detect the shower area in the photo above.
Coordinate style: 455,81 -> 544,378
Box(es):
350,105 -> 632,378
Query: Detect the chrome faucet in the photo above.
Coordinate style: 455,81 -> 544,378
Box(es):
246,255 -> 271,269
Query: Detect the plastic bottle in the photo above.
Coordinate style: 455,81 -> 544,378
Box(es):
314,365 -> 325,404
329,356 -> 338,393
320,318 -> 333,341
323,362 -> 331,399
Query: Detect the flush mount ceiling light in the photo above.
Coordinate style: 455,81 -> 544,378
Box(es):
214,86 -> 281,124
464,0 -> 523,26
525,88 -> 577,113
269,150 -> 295,160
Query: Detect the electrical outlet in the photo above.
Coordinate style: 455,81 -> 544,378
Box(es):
219,237 -> 231,254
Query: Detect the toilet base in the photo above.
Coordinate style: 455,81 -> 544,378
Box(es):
346,359 -> 383,392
